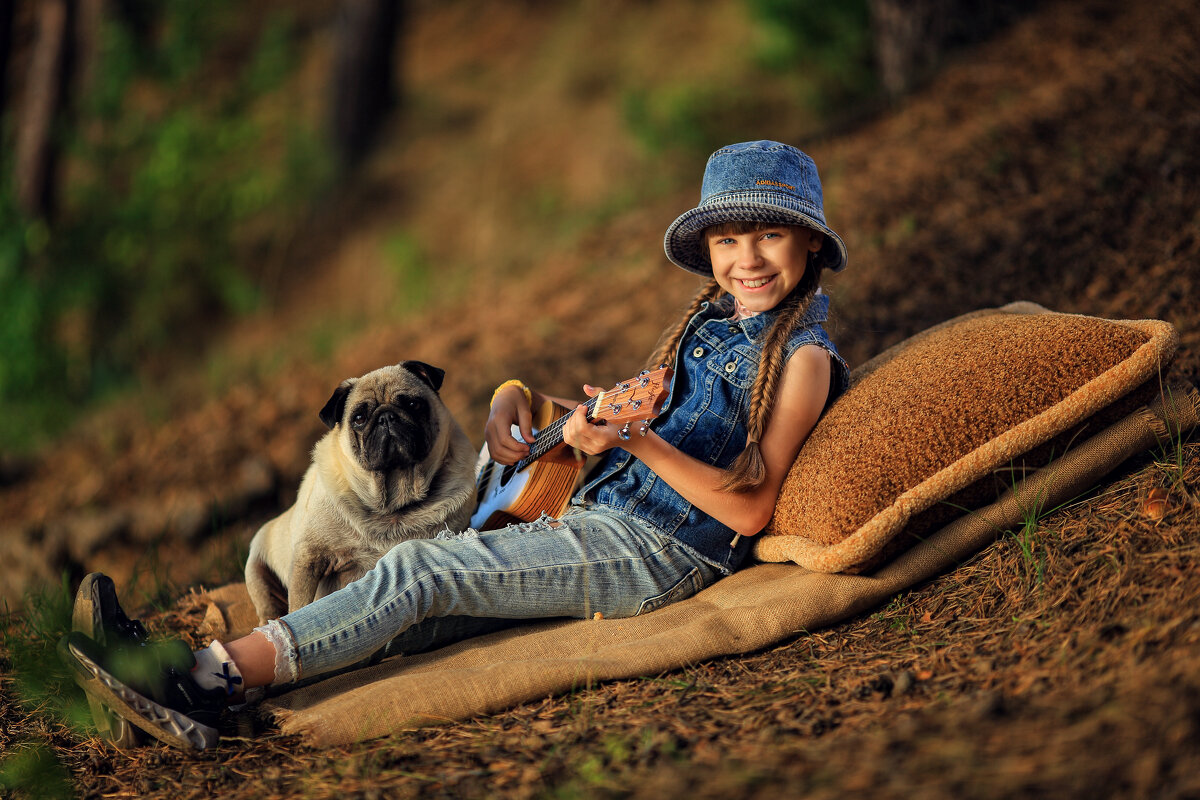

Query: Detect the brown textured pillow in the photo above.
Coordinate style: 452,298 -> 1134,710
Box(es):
755,301 -> 1178,573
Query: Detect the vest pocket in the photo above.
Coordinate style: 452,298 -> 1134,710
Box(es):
704,346 -> 756,390
636,567 -> 703,615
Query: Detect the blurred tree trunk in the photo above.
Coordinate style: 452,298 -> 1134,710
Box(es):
870,0 -> 942,98
0,1 -> 14,120
870,0 -> 1037,98
10,0 -> 103,220
74,0 -> 103,94
14,0 -> 75,220
329,0 -> 401,170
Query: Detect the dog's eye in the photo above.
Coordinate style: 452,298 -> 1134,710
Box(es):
399,397 -> 423,413
350,413 -> 367,429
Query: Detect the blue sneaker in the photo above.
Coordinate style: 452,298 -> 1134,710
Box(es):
61,575 -> 227,751
58,630 -> 226,751
71,573 -> 149,747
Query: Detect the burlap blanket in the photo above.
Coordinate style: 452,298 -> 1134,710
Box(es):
196,307 -> 1197,747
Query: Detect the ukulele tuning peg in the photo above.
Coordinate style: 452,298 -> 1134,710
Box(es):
618,423 -> 631,441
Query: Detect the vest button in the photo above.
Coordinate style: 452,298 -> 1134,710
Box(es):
728,325 -> 739,333
724,362 -> 736,372
692,347 -> 704,358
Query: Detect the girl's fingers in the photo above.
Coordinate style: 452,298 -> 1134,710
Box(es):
488,438 -> 527,466
484,398 -> 533,465
563,405 -> 588,450
516,401 -> 535,445
564,404 -> 621,456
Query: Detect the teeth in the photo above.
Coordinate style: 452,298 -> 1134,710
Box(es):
741,277 -> 773,288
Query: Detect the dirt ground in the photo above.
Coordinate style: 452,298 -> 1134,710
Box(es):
3,0 -> 1200,796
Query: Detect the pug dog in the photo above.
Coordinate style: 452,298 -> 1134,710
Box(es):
245,360 -> 477,623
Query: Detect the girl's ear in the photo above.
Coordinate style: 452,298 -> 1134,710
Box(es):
807,230 -> 825,253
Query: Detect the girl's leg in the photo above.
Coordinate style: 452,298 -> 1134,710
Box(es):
249,511 -> 718,686
223,632 -> 276,687
227,615 -> 520,692
60,513 -> 718,750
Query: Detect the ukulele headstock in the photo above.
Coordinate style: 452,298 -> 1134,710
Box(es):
593,366 -> 672,424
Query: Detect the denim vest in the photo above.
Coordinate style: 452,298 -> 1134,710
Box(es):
573,292 -> 849,574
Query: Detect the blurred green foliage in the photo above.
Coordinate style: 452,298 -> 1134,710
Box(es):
383,229 -> 433,314
0,577 -> 90,799
748,0 -> 877,111
0,2 -> 332,452
623,83 -> 767,158
0,745 -> 74,800
622,0 -> 877,159
0,577 -> 84,726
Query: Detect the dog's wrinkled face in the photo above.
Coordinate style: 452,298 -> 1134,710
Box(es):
319,360 -> 446,474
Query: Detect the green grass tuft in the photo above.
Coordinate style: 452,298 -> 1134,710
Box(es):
0,742 -> 75,800
1,576 -> 92,734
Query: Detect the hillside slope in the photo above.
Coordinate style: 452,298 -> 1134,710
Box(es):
1,0 -> 1196,608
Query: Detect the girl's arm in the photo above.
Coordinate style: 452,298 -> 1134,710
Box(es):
564,344 -> 831,538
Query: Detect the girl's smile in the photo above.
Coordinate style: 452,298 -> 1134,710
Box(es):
705,226 -> 824,313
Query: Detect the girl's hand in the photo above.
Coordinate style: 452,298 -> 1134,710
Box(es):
563,384 -> 628,456
484,385 -> 535,465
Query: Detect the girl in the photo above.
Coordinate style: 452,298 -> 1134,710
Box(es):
60,140 -> 851,750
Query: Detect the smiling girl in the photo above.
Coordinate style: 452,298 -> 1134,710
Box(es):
61,140 -> 851,750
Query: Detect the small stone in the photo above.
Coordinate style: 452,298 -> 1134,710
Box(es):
973,690 -> 1006,719
1141,487 -> 1171,520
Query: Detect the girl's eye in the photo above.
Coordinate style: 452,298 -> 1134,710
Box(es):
761,231 -> 782,240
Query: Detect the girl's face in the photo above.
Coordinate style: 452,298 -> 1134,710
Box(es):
705,225 -> 823,314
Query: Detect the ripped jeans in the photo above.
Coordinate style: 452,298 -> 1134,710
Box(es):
260,506 -> 720,684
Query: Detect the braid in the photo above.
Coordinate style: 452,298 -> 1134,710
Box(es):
720,259 -> 822,493
646,279 -> 724,369
646,231 -> 824,495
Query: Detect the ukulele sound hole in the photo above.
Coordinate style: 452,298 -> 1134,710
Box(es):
499,464 -> 517,488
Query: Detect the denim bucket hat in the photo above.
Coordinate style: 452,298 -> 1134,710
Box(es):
663,140 -> 848,276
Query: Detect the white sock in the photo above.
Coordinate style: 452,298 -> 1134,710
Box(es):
254,619 -> 299,685
191,640 -> 245,697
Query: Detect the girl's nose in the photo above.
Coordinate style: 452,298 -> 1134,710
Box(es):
736,242 -> 763,268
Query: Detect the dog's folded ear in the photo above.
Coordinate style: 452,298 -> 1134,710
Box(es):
319,378 -> 357,429
400,361 -> 445,393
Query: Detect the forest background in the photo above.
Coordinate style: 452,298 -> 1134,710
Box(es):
0,0 -> 1024,455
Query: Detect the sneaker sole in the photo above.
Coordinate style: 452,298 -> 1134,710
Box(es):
72,573 -> 145,748
58,634 -> 219,752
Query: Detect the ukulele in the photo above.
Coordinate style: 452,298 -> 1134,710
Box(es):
470,366 -> 673,530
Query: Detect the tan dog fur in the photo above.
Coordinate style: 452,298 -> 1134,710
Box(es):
244,361 -> 477,624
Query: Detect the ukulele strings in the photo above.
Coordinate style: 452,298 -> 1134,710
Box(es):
515,368 -> 666,471
517,393 -> 602,470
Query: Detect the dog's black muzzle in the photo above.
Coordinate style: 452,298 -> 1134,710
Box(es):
362,403 -> 433,472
